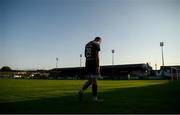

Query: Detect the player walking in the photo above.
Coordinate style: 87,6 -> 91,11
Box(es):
78,37 -> 103,103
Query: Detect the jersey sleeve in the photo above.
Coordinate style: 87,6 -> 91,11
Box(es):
95,43 -> 100,51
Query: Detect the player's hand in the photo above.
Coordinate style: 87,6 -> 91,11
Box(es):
96,67 -> 103,79
96,66 -> 100,75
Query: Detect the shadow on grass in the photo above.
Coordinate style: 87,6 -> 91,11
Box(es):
0,80 -> 180,114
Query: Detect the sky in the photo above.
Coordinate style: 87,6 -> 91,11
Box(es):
0,0 -> 180,70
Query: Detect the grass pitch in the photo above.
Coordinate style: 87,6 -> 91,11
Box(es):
0,79 -> 179,113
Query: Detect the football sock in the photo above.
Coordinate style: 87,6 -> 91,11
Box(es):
92,84 -> 97,97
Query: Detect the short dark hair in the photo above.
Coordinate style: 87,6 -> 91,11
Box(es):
94,37 -> 102,41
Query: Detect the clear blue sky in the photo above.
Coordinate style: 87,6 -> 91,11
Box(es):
0,0 -> 180,70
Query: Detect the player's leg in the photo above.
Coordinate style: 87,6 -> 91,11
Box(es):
81,78 -> 92,92
80,62 -> 94,93
92,76 -> 103,102
92,78 -> 97,100
81,61 -> 93,92
78,78 -> 92,102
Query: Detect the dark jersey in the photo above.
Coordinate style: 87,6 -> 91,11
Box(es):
85,41 -> 100,75
85,41 -> 100,60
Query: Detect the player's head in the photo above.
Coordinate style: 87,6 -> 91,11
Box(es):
94,37 -> 102,44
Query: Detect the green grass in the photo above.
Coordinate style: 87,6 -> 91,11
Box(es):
0,79 -> 180,113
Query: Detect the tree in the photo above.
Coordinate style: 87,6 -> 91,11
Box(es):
1,66 -> 12,71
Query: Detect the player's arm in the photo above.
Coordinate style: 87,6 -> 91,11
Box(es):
95,50 -> 100,74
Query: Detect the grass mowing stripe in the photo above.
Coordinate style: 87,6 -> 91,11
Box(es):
0,79 -> 179,113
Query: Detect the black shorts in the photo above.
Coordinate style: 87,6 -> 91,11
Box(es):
85,60 -> 98,75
